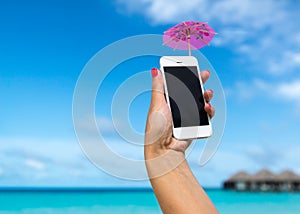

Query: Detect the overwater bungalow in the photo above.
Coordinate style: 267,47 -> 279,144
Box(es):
223,169 -> 300,192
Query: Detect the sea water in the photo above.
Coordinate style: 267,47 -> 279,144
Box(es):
0,189 -> 300,214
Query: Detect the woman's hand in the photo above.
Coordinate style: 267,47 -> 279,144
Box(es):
144,68 -> 218,214
144,68 -> 215,158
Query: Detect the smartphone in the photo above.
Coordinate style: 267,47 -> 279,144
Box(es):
160,56 -> 212,140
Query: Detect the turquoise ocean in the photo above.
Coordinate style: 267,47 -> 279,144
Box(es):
0,188 -> 300,214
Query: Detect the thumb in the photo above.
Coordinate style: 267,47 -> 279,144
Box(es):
150,68 -> 166,107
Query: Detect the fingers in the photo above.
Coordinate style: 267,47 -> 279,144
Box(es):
204,103 -> 215,118
204,89 -> 213,103
150,67 -> 215,119
200,70 -> 210,84
150,68 -> 166,108
201,70 -> 215,118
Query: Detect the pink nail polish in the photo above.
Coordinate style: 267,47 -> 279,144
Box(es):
151,68 -> 158,78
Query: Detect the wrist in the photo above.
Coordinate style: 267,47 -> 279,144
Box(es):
144,143 -> 185,160
144,147 -> 187,179
144,144 -> 168,160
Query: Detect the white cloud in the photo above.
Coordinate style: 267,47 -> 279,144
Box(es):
268,51 -> 300,75
0,137 -> 93,185
24,159 -> 45,171
187,140 -> 300,186
75,115 -> 122,135
228,78 -> 300,106
97,116 -> 117,133
234,81 -> 256,100
212,28 -> 249,46
1,135 -> 300,187
116,0 -> 289,32
116,0 -> 300,75
277,80 -> 300,102
0,137 -> 149,186
117,0 -> 208,24
209,0 -> 286,29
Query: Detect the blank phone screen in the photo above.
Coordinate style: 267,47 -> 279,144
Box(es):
164,66 -> 209,128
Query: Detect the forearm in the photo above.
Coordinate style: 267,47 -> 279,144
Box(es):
145,149 -> 218,214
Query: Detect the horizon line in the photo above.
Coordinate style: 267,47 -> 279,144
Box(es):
0,186 -> 221,192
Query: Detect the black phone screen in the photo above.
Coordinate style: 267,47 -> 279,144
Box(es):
164,66 -> 209,128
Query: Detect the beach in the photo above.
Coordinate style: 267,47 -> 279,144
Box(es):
0,189 -> 300,214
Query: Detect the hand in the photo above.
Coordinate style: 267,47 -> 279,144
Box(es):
144,68 -> 219,214
144,68 -> 215,158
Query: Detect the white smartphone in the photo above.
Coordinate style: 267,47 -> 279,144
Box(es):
160,56 -> 212,140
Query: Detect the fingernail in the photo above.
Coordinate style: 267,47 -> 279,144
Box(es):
209,89 -> 213,94
206,70 -> 210,74
207,103 -> 211,108
151,68 -> 158,78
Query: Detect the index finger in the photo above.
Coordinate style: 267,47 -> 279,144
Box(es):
200,70 -> 210,84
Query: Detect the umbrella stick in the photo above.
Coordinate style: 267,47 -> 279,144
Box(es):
188,38 -> 191,56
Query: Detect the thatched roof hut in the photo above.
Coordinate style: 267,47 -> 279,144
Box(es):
227,171 -> 252,182
251,169 -> 276,182
275,170 -> 300,182
223,169 -> 300,192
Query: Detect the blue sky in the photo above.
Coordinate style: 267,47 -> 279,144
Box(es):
1,0 -> 300,187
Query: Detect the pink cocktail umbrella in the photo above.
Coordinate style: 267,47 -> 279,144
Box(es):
163,21 -> 216,55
